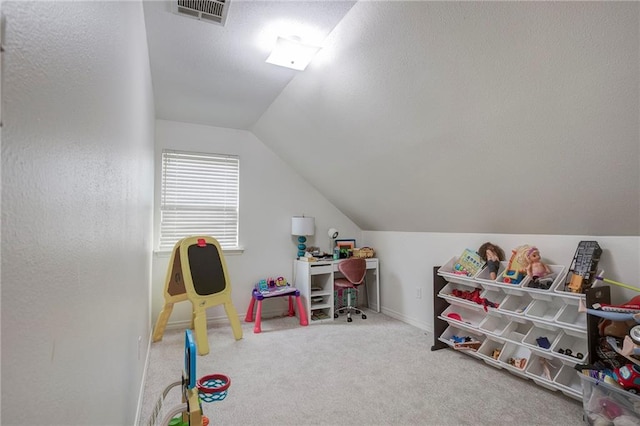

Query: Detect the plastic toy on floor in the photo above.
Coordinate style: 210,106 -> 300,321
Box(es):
146,330 -> 230,426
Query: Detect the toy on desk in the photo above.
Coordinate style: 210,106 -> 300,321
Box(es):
477,242 -> 505,280
501,244 -> 531,284
453,248 -> 486,277
258,277 -> 290,295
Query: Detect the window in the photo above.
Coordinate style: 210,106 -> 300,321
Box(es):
159,150 -> 239,251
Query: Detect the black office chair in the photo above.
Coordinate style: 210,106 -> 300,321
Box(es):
333,257 -> 367,322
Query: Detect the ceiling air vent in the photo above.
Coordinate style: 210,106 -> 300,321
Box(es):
173,0 -> 230,26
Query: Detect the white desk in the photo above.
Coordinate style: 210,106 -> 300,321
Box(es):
293,258 -> 380,323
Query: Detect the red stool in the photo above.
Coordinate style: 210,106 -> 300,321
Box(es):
245,286 -> 309,333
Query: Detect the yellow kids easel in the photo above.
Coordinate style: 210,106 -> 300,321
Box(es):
152,236 -> 243,355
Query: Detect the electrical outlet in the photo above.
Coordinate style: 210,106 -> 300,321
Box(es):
416,287 -> 422,299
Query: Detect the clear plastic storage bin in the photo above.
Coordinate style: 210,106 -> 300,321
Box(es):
579,372 -> 640,425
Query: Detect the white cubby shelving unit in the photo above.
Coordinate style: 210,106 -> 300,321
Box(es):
431,256 -> 591,400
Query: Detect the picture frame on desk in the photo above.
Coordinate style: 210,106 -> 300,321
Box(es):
335,239 -> 356,259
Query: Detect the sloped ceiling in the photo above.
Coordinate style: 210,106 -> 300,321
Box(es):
252,1 -> 640,236
144,1 -> 639,236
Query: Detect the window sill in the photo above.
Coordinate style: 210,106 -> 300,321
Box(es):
153,247 -> 245,257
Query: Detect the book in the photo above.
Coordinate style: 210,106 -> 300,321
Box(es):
453,248 -> 486,277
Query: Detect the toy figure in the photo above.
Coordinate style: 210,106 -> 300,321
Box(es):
477,242 -> 505,280
525,247 -> 552,279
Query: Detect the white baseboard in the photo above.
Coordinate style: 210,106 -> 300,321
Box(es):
381,306 -> 432,334
163,309 -> 284,331
135,332 -> 153,426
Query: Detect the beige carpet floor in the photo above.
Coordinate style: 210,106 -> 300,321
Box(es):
139,311 -> 583,425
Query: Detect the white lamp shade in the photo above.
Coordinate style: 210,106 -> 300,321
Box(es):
328,228 -> 339,239
291,216 -> 315,236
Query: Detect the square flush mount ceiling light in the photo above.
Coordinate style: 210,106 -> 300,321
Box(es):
265,36 -> 321,71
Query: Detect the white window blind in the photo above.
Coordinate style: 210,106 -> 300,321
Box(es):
160,150 -> 239,251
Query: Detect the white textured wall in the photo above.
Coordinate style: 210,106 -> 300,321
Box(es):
363,231 -> 640,332
1,2 -> 154,425
152,119 -> 361,326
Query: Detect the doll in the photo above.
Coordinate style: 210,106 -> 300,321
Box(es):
525,247 -> 551,279
478,242 -> 505,280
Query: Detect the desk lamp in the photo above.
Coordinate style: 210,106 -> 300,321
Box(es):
291,216 -> 315,258
328,228 -> 339,254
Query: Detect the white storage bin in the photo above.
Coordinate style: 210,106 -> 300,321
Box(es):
554,302 -> 588,331
438,325 -> 485,348
438,256 -> 479,285
498,267 -> 526,287
526,353 -> 563,383
524,298 -> 564,323
522,325 -> 561,352
554,364 -> 582,397
475,261 -> 507,284
440,305 -> 486,329
438,283 -> 505,312
554,275 -> 588,301
479,315 -> 511,336
479,288 -> 506,311
438,282 -> 484,309
502,321 -> 533,343
498,342 -> 532,373
498,293 -> 533,316
476,338 -> 505,367
438,281 -> 478,296
551,330 -> 588,364
520,265 -> 566,296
